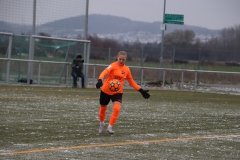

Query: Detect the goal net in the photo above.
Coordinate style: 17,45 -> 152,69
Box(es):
0,0 -> 87,39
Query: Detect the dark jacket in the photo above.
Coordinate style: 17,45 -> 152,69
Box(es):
71,59 -> 84,73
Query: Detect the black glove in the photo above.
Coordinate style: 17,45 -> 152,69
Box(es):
138,88 -> 150,99
96,79 -> 103,89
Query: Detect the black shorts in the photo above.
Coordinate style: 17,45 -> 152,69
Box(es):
99,90 -> 123,105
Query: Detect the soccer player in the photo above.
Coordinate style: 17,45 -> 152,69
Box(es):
96,51 -> 150,134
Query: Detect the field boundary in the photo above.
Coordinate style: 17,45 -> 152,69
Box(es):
1,134 -> 239,155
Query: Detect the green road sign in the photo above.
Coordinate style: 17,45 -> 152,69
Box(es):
164,14 -> 184,25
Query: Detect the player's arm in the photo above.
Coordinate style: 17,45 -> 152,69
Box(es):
125,67 -> 140,90
127,77 -> 141,91
126,70 -> 150,99
98,69 -> 109,80
96,67 -> 110,89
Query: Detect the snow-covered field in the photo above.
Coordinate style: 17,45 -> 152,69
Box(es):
0,85 -> 240,159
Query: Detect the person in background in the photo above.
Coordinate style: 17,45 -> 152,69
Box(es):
96,51 -> 150,134
71,55 -> 85,88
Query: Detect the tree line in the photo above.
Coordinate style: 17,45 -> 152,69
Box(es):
1,25 -> 239,64
88,25 -> 240,63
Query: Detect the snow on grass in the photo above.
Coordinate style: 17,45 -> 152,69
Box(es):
0,86 -> 240,159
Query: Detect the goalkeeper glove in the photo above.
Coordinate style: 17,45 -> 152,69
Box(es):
138,88 -> 150,99
96,79 -> 103,89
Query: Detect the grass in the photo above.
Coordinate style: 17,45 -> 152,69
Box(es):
0,85 -> 240,159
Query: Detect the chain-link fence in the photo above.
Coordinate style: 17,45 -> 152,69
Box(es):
1,32 -> 240,86
90,46 -> 240,69
0,33 -> 90,85
0,0 -> 90,85
0,0 -> 87,39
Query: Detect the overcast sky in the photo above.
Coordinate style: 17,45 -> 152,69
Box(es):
0,0 -> 239,30
89,0 -> 240,30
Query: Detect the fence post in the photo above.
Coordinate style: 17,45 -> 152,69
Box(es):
140,67 -> 144,87
197,48 -> 201,85
85,42 -> 90,88
66,63 -> 69,87
140,44 -> 144,87
27,35 -> 34,85
108,48 -> 111,64
171,47 -> 175,83
93,65 -> 96,80
162,69 -> 165,88
38,61 -> 41,85
194,71 -> 198,90
6,35 -> 12,84
181,70 -> 184,90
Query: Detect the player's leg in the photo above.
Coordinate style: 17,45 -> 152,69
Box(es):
99,105 -> 107,122
99,106 -> 107,134
107,102 -> 121,134
98,91 -> 110,134
107,93 -> 122,134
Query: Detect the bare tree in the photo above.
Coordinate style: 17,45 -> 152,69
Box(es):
164,29 -> 196,48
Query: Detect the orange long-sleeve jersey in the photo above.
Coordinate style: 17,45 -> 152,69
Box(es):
99,61 -> 141,95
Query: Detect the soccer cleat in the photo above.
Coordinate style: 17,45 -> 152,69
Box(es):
99,122 -> 105,134
107,126 -> 114,134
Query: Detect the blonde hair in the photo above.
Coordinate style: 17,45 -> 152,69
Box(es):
118,51 -> 127,57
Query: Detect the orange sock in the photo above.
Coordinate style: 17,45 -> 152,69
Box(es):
99,105 -> 107,122
109,103 -> 121,126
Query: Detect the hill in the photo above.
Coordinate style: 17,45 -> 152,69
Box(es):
88,14 -> 219,35
0,14 -> 220,43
